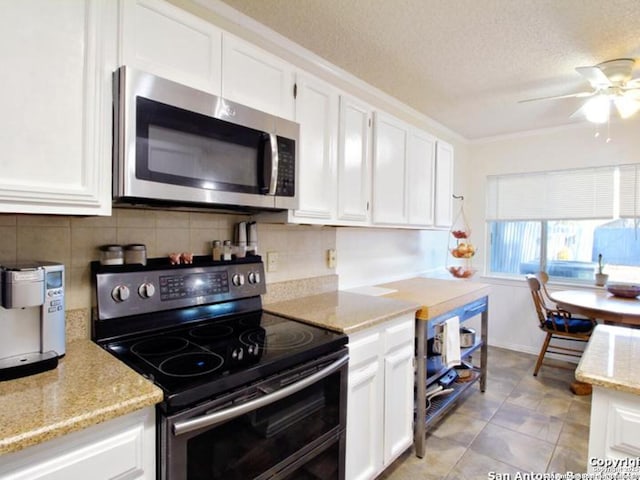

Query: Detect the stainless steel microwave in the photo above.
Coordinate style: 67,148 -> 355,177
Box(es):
113,66 -> 298,211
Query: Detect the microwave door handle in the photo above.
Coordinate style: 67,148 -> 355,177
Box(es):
172,353 -> 348,437
266,133 -> 279,195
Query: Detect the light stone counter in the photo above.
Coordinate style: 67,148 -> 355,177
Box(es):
0,339 -> 163,455
264,290 -> 419,334
576,324 -> 640,395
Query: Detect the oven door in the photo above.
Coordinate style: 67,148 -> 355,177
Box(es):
160,349 -> 348,480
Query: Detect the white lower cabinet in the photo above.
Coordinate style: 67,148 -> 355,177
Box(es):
346,313 -> 415,480
0,408 -> 156,480
588,386 -> 640,472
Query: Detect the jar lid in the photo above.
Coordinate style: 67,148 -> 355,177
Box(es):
124,244 -> 146,251
100,244 -> 123,252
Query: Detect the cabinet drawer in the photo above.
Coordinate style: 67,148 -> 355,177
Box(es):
348,330 -> 381,368
0,408 -> 155,480
383,314 -> 414,353
427,297 -> 487,338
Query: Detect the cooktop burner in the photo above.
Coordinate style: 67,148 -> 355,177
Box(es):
240,325 -> 314,351
159,352 -> 224,377
103,311 -> 346,412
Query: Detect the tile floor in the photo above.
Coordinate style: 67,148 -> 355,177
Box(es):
379,346 -> 591,479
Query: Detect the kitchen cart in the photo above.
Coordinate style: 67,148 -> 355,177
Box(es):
377,278 -> 490,458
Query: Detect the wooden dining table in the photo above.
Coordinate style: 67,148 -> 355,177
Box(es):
550,289 -> 640,326
549,289 -> 640,395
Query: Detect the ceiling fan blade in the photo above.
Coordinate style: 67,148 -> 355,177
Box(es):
569,103 -> 587,119
576,66 -> 612,88
518,91 -> 594,103
614,96 -> 640,119
570,95 -> 610,123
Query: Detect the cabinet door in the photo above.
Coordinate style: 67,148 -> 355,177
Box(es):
222,33 -> 295,120
290,72 -> 338,222
0,0 -> 115,215
372,112 -> 408,225
383,344 -> 415,465
346,331 -> 383,480
382,314 -> 415,465
407,129 -> 436,226
120,0 -> 222,94
337,95 -> 372,223
434,140 -> 454,228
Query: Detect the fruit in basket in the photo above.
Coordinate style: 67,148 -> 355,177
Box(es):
451,243 -> 475,258
451,229 -> 469,239
448,266 -> 476,278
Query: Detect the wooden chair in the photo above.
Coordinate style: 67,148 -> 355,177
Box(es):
525,274 -> 596,376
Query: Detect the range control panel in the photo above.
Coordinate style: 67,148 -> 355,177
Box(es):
95,261 -> 266,320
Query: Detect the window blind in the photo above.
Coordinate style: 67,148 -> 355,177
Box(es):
486,166 -> 618,221
619,164 -> 640,218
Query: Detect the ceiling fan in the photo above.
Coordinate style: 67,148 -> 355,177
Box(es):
520,58 -> 640,123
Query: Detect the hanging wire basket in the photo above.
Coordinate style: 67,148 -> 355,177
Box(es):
447,195 -> 476,279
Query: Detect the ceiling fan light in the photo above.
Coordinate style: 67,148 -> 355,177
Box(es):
614,96 -> 640,119
583,95 -> 610,124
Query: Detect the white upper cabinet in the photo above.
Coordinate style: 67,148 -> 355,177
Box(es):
372,112 -> 408,225
120,0 -> 222,94
290,71 -> 339,222
372,110 -> 450,228
222,33 -> 295,120
434,140 -> 454,228
337,95 -> 372,224
0,0 -> 116,215
407,129 -> 436,226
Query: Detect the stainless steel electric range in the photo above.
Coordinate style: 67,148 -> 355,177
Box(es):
92,256 -> 348,480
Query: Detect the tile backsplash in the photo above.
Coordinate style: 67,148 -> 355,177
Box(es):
0,209 -> 337,311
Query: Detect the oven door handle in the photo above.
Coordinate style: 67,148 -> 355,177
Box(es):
172,353 -> 348,436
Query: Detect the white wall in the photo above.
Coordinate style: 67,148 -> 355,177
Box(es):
466,117 -> 640,353
336,228 -> 450,289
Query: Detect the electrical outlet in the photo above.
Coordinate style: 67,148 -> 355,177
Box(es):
327,249 -> 337,269
266,251 -> 279,272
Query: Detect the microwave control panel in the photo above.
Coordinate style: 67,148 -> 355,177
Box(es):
276,137 -> 296,197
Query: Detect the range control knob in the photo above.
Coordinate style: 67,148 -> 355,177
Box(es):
111,285 -> 130,303
232,273 -> 245,287
248,271 -> 261,284
138,282 -> 156,299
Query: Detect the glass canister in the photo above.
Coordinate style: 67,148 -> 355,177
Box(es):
99,245 -> 124,265
124,244 -> 147,265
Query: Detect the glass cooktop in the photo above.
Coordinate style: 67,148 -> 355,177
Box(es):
104,311 -> 347,412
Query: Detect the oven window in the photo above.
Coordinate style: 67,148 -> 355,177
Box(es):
135,97 -> 266,194
185,369 -> 342,480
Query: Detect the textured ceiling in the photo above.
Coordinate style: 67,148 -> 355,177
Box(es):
218,0 -> 640,140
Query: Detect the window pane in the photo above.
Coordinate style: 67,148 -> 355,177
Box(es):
590,219 -> 640,283
489,221 -> 541,275
545,219 -> 640,282
545,220 -> 605,280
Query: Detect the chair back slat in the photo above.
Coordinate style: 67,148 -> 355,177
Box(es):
525,274 -> 569,332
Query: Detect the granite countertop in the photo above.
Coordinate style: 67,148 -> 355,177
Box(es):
0,339 -> 163,455
264,290 -> 419,334
375,277 -> 491,321
576,324 -> 640,395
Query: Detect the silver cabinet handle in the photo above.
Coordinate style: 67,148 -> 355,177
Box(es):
267,133 -> 279,195
173,354 -> 348,436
